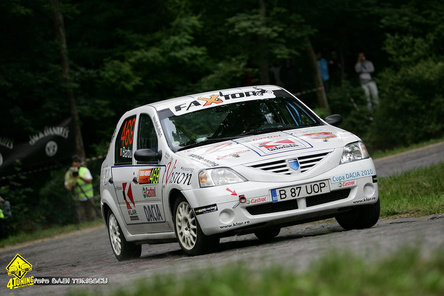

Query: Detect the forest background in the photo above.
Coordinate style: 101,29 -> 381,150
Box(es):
1,0 -> 443,233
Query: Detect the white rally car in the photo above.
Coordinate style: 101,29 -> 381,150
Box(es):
100,85 -> 379,260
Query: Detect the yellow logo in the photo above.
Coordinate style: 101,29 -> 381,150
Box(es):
6,253 -> 34,289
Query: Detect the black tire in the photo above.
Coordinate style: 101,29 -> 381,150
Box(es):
336,199 -> 380,230
254,227 -> 281,242
173,197 -> 219,256
107,212 -> 141,261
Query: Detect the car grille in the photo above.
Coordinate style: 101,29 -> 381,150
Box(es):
246,188 -> 351,215
248,152 -> 330,175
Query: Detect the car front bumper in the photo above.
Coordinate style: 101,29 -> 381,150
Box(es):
183,158 -> 379,236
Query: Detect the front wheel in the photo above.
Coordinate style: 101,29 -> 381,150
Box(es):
174,197 -> 219,256
107,212 -> 141,261
336,199 -> 380,230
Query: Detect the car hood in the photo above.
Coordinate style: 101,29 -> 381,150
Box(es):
176,126 -> 359,168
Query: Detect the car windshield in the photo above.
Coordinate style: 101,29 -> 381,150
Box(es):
160,96 -> 322,151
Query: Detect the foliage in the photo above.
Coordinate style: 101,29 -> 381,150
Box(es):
370,59 -> 444,149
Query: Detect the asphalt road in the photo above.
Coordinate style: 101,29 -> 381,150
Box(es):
374,141 -> 444,177
1,142 -> 443,295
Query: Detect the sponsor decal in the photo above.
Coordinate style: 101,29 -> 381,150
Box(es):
120,147 -> 132,159
353,196 -> 377,204
6,254 -> 34,289
372,175 -> 378,183
303,132 -> 337,140
331,169 -> 375,183
259,139 -> 300,151
173,90 -> 274,115
143,204 -> 165,222
138,168 -> 161,184
246,196 -> 267,205
169,171 -> 192,185
220,220 -> 250,229
164,159 -> 178,184
122,182 -> 136,210
128,210 -> 139,221
338,180 -> 356,188
216,149 -> 250,160
122,182 -> 139,221
194,204 -> 218,215
189,154 -> 219,167
153,117 -> 163,137
143,186 -> 156,198
239,135 -> 312,156
198,94 -> 223,106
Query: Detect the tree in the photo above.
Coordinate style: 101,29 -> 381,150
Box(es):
50,0 -> 85,159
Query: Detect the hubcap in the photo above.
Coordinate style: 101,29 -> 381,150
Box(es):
108,214 -> 122,255
176,201 -> 197,250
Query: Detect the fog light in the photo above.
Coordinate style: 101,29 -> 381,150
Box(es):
364,183 -> 375,197
219,209 -> 234,224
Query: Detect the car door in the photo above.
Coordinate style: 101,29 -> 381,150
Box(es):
130,112 -> 168,232
111,112 -> 168,232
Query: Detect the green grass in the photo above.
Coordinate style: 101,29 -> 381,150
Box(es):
70,248 -> 444,296
0,218 -> 103,249
379,162 -> 444,217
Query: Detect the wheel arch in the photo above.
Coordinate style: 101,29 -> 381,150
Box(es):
168,188 -> 184,217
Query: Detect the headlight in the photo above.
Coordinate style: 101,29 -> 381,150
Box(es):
340,141 -> 369,164
199,168 -> 247,188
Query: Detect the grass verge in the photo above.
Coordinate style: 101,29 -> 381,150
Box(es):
70,248 -> 444,296
379,162 -> 444,217
0,218 -> 103,249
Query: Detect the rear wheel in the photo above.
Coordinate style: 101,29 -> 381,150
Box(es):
336,199 -> 380,230
174,197 -> 219,255
255,227 -> 281,242
107,212 -> 141,261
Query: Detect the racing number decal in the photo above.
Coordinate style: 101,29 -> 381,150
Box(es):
120,117 -> 136,146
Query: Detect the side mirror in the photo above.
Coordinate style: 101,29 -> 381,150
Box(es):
325,114 -> 342,126
134,149 -> 162,163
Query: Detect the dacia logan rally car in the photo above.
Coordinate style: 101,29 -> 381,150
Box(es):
100,85 -> 379,260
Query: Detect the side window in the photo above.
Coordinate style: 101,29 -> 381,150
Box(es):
138,114 -> 158,152
115,115 -> 136,165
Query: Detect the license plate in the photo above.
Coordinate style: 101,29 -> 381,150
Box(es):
271,180 -> 330,203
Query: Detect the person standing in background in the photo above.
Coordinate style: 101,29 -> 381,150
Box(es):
355,52 -> 379,112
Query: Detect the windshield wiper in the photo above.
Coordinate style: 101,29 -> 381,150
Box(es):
177,137 -> 236,151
